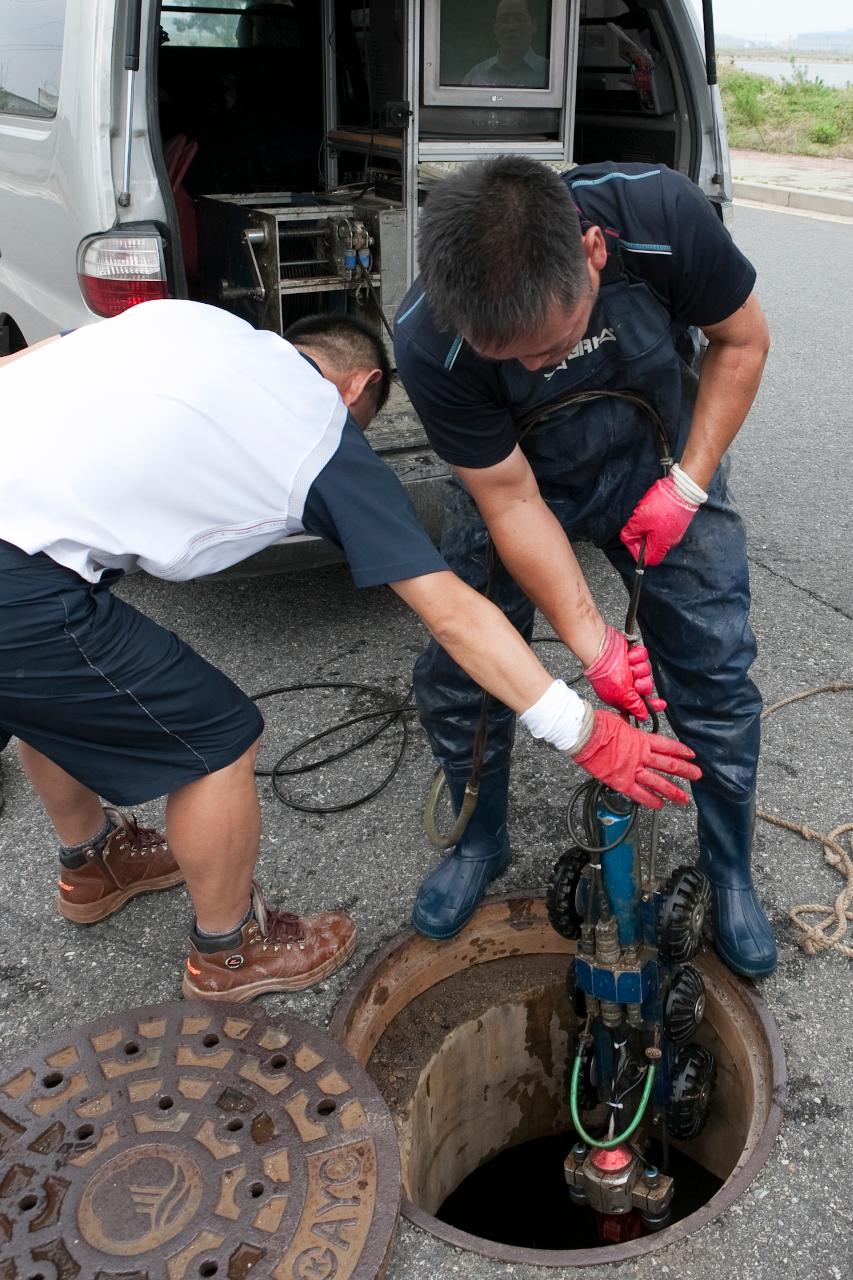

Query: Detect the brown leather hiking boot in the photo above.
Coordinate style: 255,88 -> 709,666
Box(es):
58,808 -> 184,924
181,882 -> 358,1002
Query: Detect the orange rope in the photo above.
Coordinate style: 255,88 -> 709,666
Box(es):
757,683 -> 853,959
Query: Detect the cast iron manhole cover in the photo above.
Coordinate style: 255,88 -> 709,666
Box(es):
0,1002 -> 400,1279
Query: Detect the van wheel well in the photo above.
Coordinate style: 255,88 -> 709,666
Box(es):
0,314 -> 27,355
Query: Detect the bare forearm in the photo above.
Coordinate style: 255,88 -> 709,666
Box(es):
452,447 -> 605,665
392,570 -> 702,808
391,570 -> 557,713
486,499 -> 605,667
681,306 -> 769,489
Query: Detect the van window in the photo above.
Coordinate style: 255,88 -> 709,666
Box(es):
158,0 -> 321,197
0,0 -> 65,118
161,0 -> 302,50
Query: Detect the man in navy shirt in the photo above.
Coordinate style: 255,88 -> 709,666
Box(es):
395,157 -> 775,978
0,301 -> 698,1003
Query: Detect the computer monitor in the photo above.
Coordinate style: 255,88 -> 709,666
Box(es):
420,0 -> 568,136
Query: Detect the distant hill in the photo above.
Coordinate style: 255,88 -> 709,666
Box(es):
794,30 -> 853,54
717,33 -> 765,51
717,29 -> 853,56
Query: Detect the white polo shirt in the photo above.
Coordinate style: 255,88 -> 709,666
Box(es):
0,301 -> 351,581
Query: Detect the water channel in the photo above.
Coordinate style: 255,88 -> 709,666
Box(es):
726,58 -> 853,87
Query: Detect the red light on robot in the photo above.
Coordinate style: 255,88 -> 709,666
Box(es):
590,1144 -> 633,1172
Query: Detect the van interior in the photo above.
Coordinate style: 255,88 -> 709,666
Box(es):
155,0 -> 696,331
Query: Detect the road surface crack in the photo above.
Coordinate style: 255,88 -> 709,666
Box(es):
749,555 -> 853,625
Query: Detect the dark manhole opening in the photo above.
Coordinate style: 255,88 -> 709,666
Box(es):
331,895 -> 786,1267
438,1131 -> 722,1250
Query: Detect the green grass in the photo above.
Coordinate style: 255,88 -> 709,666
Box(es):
720,65 -> 853,157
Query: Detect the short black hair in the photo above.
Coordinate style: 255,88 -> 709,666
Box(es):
417,155 -> 587,350
283,313 -> 391,413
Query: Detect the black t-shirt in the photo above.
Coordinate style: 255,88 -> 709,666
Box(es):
301,415 -> 448,588
394,163 -> 757,469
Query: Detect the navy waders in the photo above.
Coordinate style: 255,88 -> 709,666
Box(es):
412,253 -> 777,977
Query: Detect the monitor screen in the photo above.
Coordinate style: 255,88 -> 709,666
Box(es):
439,0 -> 552,90
419,0 -> 567,137
423,0 -> 567,110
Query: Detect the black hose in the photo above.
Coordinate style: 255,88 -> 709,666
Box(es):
516,387 -> 673,469
254,389 -> 670,822
251,637 -> 580,818
250,681 -> 417,814
566,777 -> 640,854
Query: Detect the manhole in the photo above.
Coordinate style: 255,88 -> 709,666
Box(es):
0,1002 -> 400,1279
330,894 -> 786,1267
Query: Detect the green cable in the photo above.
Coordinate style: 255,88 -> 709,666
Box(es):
569,1050 -> 657,1150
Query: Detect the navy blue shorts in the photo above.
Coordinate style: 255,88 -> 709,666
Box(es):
0,541 -> 264,805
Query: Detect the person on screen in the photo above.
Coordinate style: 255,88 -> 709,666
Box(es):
463,0 -> 549,88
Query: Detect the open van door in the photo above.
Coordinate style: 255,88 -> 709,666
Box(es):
696,0 -> 735,222
1,0 -> 734,567
146,0 -> 732,330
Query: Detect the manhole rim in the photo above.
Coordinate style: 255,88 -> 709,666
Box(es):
330,892 -> 787,1269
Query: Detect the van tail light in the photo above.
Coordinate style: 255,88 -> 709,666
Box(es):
78,229 -> 168,317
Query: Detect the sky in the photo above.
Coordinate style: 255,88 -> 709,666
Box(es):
690,0 -> 853,44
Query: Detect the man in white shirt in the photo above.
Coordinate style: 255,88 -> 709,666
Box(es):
0,300 -> 698,1001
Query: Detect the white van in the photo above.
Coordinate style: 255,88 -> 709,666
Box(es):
0,0 -> 731,566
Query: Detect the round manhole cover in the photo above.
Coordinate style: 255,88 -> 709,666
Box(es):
0,1001 -> 400,1279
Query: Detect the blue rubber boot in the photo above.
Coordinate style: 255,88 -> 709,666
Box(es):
412,770 -> 511,940
694,779 -> 777,978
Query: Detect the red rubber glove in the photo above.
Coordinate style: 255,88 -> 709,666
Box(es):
620,475 -> 699,566
571,710 -> 701,809
584,625 -> 666,719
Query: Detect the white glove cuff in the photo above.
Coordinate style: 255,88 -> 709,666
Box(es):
520,679 -> 589,752
671,462 -> 708,506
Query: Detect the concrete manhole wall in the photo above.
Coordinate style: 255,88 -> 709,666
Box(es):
330,894 -> 786,1268
400,957 -> 571,1217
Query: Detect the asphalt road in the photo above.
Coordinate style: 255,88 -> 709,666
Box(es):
0,203 -> 851,1279
730,206 -> 853,621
